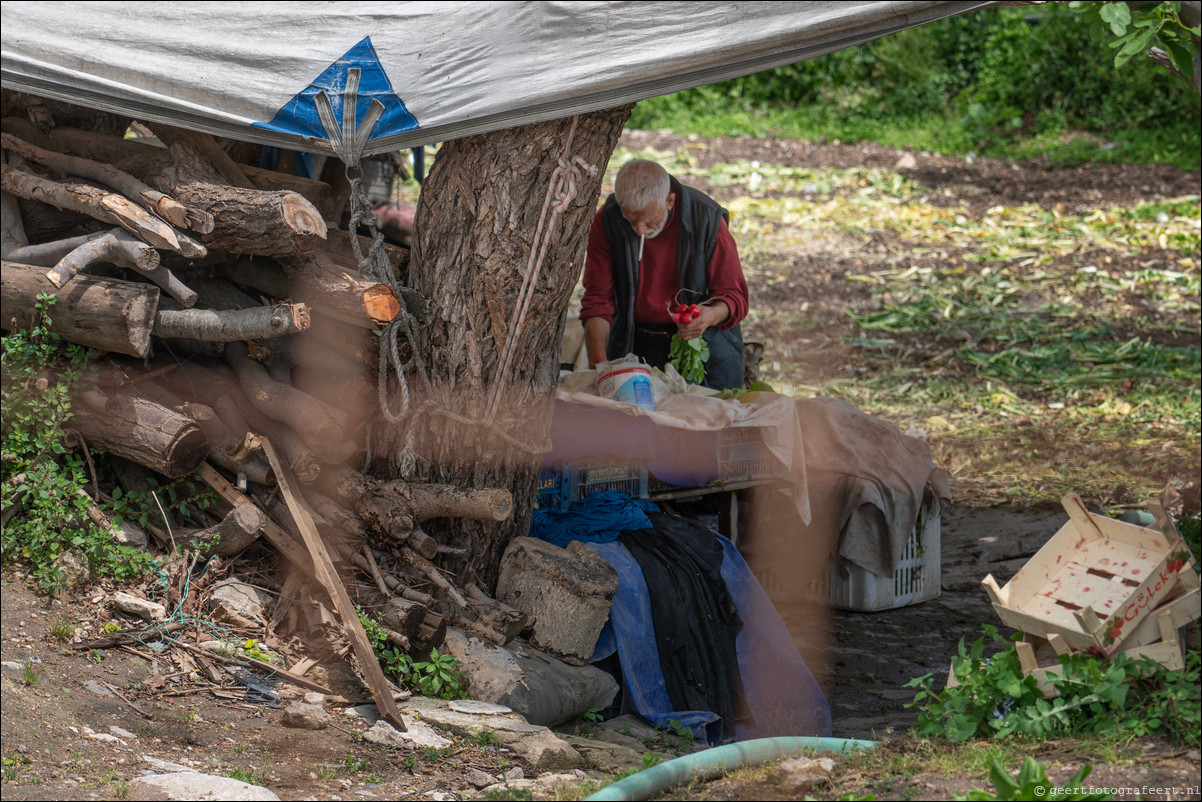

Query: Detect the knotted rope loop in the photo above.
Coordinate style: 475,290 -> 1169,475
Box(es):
483,117 -> 596,424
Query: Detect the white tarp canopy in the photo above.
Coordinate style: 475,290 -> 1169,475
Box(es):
2,1 -> 993,161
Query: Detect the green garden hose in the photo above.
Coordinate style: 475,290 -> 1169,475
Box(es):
585,735 -> 877,801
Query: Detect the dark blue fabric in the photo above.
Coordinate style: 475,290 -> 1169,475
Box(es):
528,495 -> 831,744
588,536 -> 831,743
528,491 -> 657,548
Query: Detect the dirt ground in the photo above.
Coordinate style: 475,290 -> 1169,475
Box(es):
2,131 -> 1199,801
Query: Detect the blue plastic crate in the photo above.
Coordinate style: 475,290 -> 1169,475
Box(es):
535,468 -> 569,511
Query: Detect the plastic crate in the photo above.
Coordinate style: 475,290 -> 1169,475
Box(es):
755,494 -> 942,612
828,494 -> 942,611
535,468 -> 569,511
719,426 -> 774,484
566,461 -> 648,505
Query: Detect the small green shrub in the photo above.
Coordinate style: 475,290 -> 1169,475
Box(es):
357,607 -> 469,699
908,625 -> 1201,745
1,295 -> 156,592
955,757 -> 1111,800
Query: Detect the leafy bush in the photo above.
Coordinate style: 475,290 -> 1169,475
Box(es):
908,625 -> 1201,745
1,295 -> 155,592
357,606 -> 469,699
629,4 -> 1200,169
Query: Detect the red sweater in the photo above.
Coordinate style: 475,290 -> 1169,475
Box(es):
581,204 -> 748,327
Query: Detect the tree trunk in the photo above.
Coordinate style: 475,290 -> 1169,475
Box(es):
372,106 -> 632,591
1,260 -> 159,357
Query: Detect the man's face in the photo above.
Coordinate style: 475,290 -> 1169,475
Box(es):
621,193 -> 676,238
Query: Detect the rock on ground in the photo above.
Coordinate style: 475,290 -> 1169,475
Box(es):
128,771 -> 281,801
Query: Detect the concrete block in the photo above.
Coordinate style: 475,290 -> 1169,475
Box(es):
495,537 -> 617,665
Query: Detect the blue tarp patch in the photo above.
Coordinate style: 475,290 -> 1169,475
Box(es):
255,36 -> 418,141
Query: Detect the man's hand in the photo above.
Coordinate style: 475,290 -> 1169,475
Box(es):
677,300 -> 729,341
583,317 -> 612,369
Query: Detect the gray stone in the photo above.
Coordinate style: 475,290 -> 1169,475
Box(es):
362,718 -> 450,749
777,756 -> 836,796
111,592 -> 167,622
112,520 -> 148,548
495,537 -> 617,664
55,549 -> 91,589
362,720 -> 408,749
463,767 -> 498,788
84,681 -> 113,697
128,771 -> 280,800
398,696 -> 585,771
1,661 -> 24,672
82,725 -> 124,745
346,704 -> 380,725
209,579 -> 270,625
448,700 -> 511,716
281,702 -> 332,730
479,770 -> 589,798
110,726 -> 138,739
442,628 -> 617,727
302,692 -> 325,706
493,727 -> 584,772
140,756 -> 195,774
560,734 -> 644,773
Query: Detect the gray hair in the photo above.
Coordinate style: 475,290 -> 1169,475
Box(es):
614,159 -> 670,211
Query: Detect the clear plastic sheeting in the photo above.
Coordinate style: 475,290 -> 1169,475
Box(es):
2,2 -> 994,157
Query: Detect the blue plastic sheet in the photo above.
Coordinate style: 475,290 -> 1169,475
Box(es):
588,536 -> 831,743
531,494 -> 831,744
529,491 -> 657,548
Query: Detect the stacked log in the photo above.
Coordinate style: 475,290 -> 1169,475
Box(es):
1,93 -> 519,657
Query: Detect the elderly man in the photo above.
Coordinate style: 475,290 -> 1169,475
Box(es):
581,159 -> 749,390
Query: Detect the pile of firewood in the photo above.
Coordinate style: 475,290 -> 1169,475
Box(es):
0,93 -> 524,724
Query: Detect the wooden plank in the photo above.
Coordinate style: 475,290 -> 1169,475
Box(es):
1077,539 -> 1161,584
1093,515 -> 1179,553
1062,493 -> 1106,542
1034,562 -> 1130,620
259,437 -> 406,731
1121,588 -> 1201,649
196,462 -> 315,579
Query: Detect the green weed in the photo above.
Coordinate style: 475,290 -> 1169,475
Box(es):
907,625 -> 1201,745
47,619 -> 74,640
1,295 -> 156,592
357,607 -> 469,699
955,757 -> 1110,800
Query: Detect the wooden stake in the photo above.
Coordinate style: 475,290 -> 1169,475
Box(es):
258,437 -> 406,731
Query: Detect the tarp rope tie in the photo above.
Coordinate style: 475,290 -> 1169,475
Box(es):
322,75 -> 575,474
483,116 -> 597,424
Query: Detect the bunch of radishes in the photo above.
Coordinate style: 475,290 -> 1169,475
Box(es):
671,303 -> 702,325
667,301 -> 709,383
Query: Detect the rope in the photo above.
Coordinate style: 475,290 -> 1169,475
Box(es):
483,116 -> 597,424
323,76 -> 582,474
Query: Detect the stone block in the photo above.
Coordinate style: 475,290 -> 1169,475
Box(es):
495,537 -> 617,665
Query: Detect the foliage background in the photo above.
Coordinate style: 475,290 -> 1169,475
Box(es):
629,4 -> 1201,169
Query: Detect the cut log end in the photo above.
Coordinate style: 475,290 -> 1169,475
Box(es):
282,193 -> 327,240
362,285 -> 401,323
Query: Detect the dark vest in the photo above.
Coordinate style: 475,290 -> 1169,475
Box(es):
599,177 -> 744,390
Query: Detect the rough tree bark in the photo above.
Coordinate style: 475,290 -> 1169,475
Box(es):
371,106 -> 633,591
